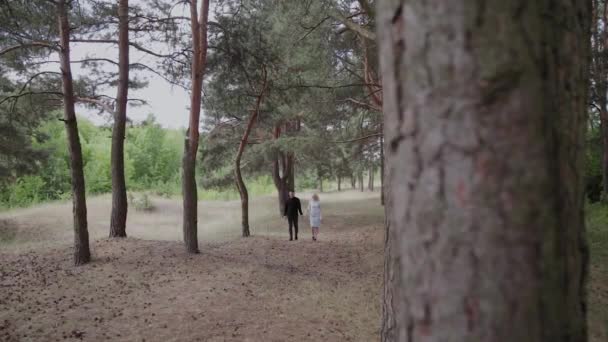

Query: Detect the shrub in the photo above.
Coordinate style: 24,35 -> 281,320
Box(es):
128,192 -> 154,211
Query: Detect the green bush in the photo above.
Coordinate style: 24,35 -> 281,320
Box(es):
6,175 -> 46,207
128,192 -> 154,211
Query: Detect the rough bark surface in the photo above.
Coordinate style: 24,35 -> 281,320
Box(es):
109,0 -> 129,238
378,0 -> 590,341
57,0 -> 90,265
182,0 -> 210,254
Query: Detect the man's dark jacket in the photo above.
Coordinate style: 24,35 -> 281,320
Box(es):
284,197 -> 303,217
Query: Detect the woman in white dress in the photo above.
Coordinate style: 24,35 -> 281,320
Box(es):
308,193 -> 322,241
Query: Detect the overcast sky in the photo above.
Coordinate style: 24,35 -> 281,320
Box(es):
71,1 -> 199,129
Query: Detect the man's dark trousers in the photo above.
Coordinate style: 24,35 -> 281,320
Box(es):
288,215 -> 299,240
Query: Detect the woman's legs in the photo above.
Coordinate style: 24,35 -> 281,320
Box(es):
312,227 -> 319,240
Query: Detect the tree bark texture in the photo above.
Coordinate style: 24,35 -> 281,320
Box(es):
182,0 -> 210,254
109,0 -> 129,238
57,0 -> 91,265
378,0 -> 590,341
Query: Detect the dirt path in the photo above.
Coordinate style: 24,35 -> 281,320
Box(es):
0,192 -> 384,341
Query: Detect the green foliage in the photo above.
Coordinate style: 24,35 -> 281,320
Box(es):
586,202 -> 608,340
0,114 -> 185,208
2,175 -> 46,207
586,120 -> 603,203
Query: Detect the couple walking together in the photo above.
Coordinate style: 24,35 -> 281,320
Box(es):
282,191 -> 321,241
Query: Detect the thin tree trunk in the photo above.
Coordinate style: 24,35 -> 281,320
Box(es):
359,171 -> 364,192
337,176 -> 341,191
234,158 -> 250,237
380,133 -> 385,205
57,0 -> 90,265
601,109 -> 608,199
287,153 -> 295,191
271,125 -> 289,216
319,172 -> 323,193
109,0 -> 129,238
351,175 -> 356,189
378,0 -> 590,341
368,166 -> 374,191
234,69 -> 267,237
182,0 -> 210,254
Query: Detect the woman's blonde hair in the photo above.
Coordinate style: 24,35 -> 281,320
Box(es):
312,193 -> 319,201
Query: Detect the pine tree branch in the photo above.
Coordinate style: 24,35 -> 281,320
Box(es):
330,11 -> 376,41
0,42 -> 58,56
0,91 -> 63,106
332,132 -> 382,144
70,39 -> 187,59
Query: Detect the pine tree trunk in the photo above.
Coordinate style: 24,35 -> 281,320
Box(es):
359,171 -> 364,192
351,175 -> 356,189
380,133 -> 385,205
378,0 -> 590,341
234,163 -> 250,237
287,154 -> 295,191
182,143 -> 198,253
109,0 -> 129,238
601,110 -> 608,199
368,166 -> 374,191
57,0 -> 90,265
337,176 -> 341,191
272,156 -> 288,216
234,73 -> 266,237
182,0 -> 209,254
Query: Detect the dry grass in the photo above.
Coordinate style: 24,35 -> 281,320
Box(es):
1,191 -> 606,341
0,190 -> 384,341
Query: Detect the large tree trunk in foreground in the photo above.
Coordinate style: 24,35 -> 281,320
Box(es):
109,0 -> 129,238
57,0 -> 90,265
182,0 -> 210,254
378,0 -> 590,341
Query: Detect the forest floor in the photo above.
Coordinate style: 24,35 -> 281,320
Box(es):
1,192 -> 607,341
0,191 -> 384,342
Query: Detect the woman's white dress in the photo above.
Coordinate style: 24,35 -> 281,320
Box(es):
308,200 -> 321,227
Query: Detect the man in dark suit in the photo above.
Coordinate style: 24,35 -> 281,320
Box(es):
283,191 -> 303,241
